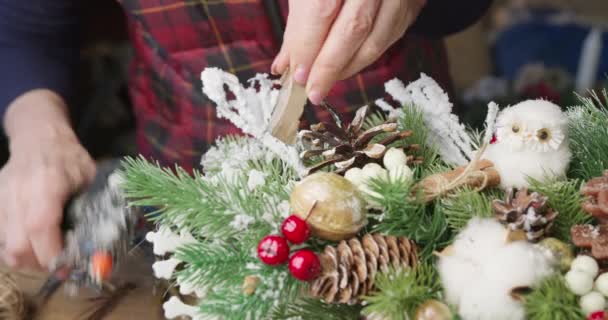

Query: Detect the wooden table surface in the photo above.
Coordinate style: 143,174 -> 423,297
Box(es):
3,254 -> 167,320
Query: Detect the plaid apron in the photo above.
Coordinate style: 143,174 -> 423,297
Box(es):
117,0 -> 452,172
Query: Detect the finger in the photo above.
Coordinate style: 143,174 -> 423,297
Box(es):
4,197 -> 40,269
283,0 -> 343,84
271,46 -> 289,75
339,0 -> 412,80
306,0 -> 381,104
27,188 -> 64,270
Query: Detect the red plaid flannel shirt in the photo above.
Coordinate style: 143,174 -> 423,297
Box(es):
117,0 -> 452,172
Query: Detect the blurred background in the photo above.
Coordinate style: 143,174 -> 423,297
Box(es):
1,0 -> 606,164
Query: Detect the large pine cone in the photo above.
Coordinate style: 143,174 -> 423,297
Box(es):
581,170 -> 608,223
298,104 -> 421,175
493,188 -> 558,242
309,234 -> 418,304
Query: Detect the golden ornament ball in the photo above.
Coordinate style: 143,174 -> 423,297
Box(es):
290,172 -> 367,241
414,299 -> 452,320
537,237 -> 574,272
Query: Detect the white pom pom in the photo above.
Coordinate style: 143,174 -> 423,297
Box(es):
580,291 -> 606,315
572,255 -> 599,278
344,167 -> 365,187
383,148 -> 407,171
361,163 -> 388,182
566,269 -> 595,295
389,165 -> 413,182
595,273 -> 608,297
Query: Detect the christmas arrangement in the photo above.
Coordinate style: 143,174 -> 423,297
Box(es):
118,67 -> 608,320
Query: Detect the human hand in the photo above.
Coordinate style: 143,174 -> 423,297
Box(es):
271,0 -> 427,105
0,90 -> 96,271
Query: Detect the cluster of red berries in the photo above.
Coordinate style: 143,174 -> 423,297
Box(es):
589,311 -> 607,320
257,214 -> 321,281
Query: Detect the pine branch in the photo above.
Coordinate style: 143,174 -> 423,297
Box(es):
528,178 -> 593,242
120,156 -> 289,242
524,275 -> 584,320
199,268 -> 302,320
568,88 -> 608,180
174,242 -> 252,291
438,188 -> 502,233
270,298 -> 362,320
366,177 -> 449,257
400,105 -> 441,173
362,264 -> 441,320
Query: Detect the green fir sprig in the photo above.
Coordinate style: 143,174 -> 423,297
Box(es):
524,274 -> 584,320
270,298 -> 363,320
365,177 -> 449,258
568,89 -> 608,180
528,178 -> 593,242
400,105 -> 442,174
438,187 -> 503,233
361,264 -> 441,320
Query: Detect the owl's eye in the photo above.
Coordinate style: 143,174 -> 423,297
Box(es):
537,128 -> 551,142
511,124 -> 521,134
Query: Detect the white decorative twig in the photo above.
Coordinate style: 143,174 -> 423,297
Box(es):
200,68 -> 307,177
146,226 -> 197,256
152,258 -> 182,280
483,102 -> 500,144
384,73 -> 474,166
163,296 -> 204,320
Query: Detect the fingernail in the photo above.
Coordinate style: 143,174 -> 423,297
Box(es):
308,89 -> 323,105
293,65 -> 308,85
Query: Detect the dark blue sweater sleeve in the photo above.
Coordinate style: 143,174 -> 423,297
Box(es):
0,1 -> 79,123
411,0 -> 494,37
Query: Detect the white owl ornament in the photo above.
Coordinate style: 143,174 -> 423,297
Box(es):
482,99 -> 571,189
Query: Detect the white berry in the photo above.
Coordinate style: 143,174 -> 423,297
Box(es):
572,255 -> 600,278
580,291 -> 606,315
383,148 -> 407,171
345,168 -> 365,187
361,163 -> 388,182
389,165 -> 414,182
566,269 -> 595,295
595,273 -> 608,297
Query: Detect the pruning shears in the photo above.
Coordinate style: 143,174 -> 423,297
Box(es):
35,159 -> 138,303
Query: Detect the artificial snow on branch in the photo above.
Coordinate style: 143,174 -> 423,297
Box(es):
483,102 -> 500,145
384,73 -> 474,166
146,226 -> 197,256
163,296 -> 204,320
200,68 -> 306,177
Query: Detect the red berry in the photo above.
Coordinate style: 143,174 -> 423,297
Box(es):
490,134 -> 497,144
281,215 -> 311,244
257,235 -> 290,265
589,311 -> 606,320
288,249 -> 321,281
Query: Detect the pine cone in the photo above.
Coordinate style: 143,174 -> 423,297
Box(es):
309,234 -> 418,304
581,170 -> 608,224
299,103 -> 421,175
493,188 -> 558,242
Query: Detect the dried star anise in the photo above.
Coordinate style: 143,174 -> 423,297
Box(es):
298,103 -> 421,175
